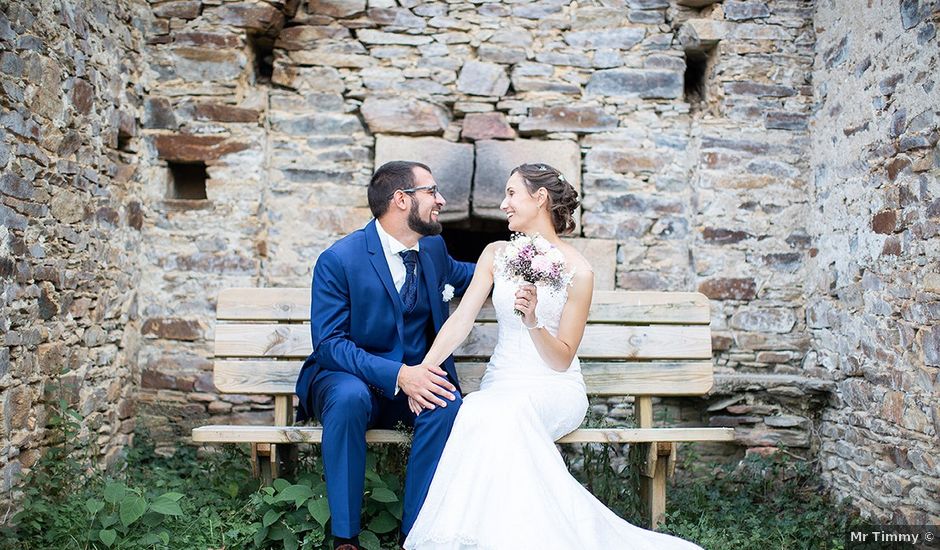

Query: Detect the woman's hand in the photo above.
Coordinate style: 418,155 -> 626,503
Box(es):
408,395 -> 424,416
514,283 -> 539,328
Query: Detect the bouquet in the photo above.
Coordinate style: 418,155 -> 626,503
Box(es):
495,233 -> 569,317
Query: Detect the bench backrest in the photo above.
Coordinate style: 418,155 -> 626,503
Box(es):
213,288 -> 714,398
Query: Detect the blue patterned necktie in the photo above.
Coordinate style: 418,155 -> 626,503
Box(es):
399,250 -> 418,314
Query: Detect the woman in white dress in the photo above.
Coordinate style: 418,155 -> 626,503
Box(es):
403,164 -> 703,550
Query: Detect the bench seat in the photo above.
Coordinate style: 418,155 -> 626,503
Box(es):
193,287 -> 735,528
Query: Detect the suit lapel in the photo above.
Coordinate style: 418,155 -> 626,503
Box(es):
418,247 -> 442,331
365,220 -> 404,341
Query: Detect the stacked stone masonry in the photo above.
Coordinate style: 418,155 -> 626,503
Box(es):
0,0 -> 937,525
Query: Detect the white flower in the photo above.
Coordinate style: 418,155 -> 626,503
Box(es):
442,283 -> 455,302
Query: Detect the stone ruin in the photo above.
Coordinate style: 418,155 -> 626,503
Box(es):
0,0 -> 937,525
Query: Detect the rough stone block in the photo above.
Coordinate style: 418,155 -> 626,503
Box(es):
357,29 -> 432,45
724,1 -> 771,20
586,68 -> 683,99
677,19 -> 727,50
461,112 -> 516,140
152,1 -> 201,19
473,139 -> 580,220
275,25 -> 350,50
308,0 -> 366,18
564,27 -> 646,50
519,105 -> 618,134
361,98 -> 450,135
457,61 -> 510,97
730,308 -> 796,333
152,133 -> 251,162
374,135 -> 474,221
563,237 -> 616,290
141,317 -> 204,341
698,277 -> 757,300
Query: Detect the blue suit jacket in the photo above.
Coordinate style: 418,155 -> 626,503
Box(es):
295,220 -> 476,422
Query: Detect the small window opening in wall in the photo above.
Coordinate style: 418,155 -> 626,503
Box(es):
684,49 -> 709,105
167,161 -> 207,200
249,34 -> 275,83
441,218 -> 512,264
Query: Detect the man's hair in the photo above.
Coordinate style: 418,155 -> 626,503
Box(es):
368,161 -> 432,218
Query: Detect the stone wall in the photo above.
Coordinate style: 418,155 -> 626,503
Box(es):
3,0 -> 937,526
810,0 -> 940,525
0,0 -> 148,502
133,0 -> 829,463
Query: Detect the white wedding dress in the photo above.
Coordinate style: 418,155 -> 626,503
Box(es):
404,272 -> 703,550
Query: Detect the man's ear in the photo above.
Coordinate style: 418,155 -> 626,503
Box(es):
391,191 -> 407,211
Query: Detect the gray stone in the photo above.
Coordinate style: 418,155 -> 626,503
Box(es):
269,113 -> 364,136
461,112 -> 516,140
367,8 -> 427,30
478,45 -> 527,64
519,105 -> 618,134
564,28 -> 646,50
586,68 -> 683,99
457,61 -> 510,97
308,0 -> 365,18
731,308 -> 796,333
361,98 -> 450,135
374,135 -> 474,221
357,29 -> 432,45
535,50 -> 593,68
724,1 -> 771,20
473,139 -> 580,219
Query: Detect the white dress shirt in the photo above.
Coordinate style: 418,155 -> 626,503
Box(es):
375,219 -> 419,292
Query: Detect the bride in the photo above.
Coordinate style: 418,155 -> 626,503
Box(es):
403,164 -> 702,549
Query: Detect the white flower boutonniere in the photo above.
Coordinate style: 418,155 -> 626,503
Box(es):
442,283 -> 455,302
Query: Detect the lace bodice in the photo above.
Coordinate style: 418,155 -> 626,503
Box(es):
484,270 -> 582,379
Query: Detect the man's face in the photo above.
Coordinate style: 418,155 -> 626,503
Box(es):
406,168 -> 446,236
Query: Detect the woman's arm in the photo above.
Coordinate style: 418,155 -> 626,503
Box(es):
421,242 -> 500,368
525,270 -> 594,372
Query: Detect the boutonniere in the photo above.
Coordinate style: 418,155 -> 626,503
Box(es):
441,283 -> 455,302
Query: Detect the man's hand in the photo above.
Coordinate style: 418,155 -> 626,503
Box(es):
397,363 -> 456,411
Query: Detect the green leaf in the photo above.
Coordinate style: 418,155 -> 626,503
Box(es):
103,482 -> 126,505
99,529 -> 117,547
158,491 -> 184,502
119,495 -> 147,527
283,531 -> 299,550
272,478 -> 290,492
359,530 -> 381,550
367,511 -> 398,534
150,496 -> 183,516
389,500 -> 403,521
369,487 -> 398,503
307,497 -> 330,527
160,531 -> 170,545
138,533 -> 162,545
263,509 -> 283,528
254,525 -> 269,547
274,484 -> 315,508
99,513 -> 119,528
85,499 -> 105,515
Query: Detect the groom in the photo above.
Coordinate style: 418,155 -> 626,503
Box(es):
295,161 -> 476,550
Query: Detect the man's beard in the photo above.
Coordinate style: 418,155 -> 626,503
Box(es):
407,200 -> 442,236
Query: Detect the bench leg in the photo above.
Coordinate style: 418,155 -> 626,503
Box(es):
639,441 -> 676,529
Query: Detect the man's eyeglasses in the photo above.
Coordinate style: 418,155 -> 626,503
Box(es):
389,185 -> 441,199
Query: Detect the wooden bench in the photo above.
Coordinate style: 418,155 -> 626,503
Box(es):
193,288 -> 734,527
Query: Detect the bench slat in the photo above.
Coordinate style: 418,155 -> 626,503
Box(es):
217,288 -> 710,324
214,323 -> 713,360
213,360 -> 715,396
192,425 -> 735,444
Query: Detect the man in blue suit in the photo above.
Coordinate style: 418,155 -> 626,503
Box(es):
296,161 -> 476,550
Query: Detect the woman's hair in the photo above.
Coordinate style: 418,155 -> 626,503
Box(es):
509,163 -> 580,235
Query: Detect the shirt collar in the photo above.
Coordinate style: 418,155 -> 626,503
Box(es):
375,218 -> 419,256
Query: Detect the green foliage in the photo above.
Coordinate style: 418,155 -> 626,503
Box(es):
3,403 -> 861,550
658,447 -> 866,550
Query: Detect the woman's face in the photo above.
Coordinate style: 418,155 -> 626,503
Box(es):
500,172 -> 542,233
